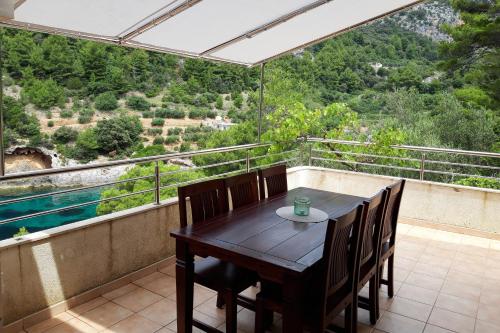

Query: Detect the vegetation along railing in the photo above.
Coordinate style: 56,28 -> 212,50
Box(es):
0,139 -> 498,231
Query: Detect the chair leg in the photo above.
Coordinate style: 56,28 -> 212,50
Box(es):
254,294 -> 265,333
345,304 -> 355,333
375,272 -> 381,320
369,276 -> 377,325
216,292 -> 225,309
224,290 -> 238,333
387,254 -> 395,298
378,262 -> 385,288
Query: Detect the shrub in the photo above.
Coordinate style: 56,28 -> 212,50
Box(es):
47,120 -> 54,127
145,86 -> 161,98
13,227 -> 29,238
66,77 -> 83,90
215,95 -> 223,109
142,111 -> 154,118
53,126 -> 78,144
95,115 -> 143,154
153,136 -> 164,145
23,79 -> 65,109
183,132 -> 202,142
184,126 -> 202,134
164,135 -> 179,144
78,108 -> 94,124
167,127 -> 183,135
151,118 -> 165,127
94,92 -> 118,111
454,177 -> 500,190
46,111 -> 53,119
70,128 -> 100,162
179,142 -> 191,152
206,110 -> 216,119
126,96 -> 151,111
147,128 -> 163,136
233,94 -> 243,108
188,108 -> 207,119
155,108 -> 185,119
133,144 -> 166,158
60,109 -> 73,118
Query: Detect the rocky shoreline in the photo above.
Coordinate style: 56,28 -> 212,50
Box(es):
1,146 -> 131,193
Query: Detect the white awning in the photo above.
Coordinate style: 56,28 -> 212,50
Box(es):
0,0 -> 423,67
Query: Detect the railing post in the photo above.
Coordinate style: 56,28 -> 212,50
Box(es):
154,161 -> 161,205
246,150 -> 250,173
308,144 -> 313,166
419,153 -> 426,181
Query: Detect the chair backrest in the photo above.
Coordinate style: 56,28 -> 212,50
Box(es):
224,172 -> 259,210
320,204 -> 366,319
381,179 -> 406,244
359,190 -> 388,270
258,164 -> 288,200
177,179 -> 229,227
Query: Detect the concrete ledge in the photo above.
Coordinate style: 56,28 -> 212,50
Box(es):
287,166 -> 500,234
1,198 -> 181,324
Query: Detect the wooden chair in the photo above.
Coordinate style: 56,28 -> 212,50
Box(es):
178,179 -> 258,333
254,204 -> 367,333
356,190 -> 388,325
258,164 -> 288,200
377,179 -> 406,317
224,172 -> 259,209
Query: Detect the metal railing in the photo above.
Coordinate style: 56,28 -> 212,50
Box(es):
0,142 -> 297,225
0,138 -> 498,228
307,138 -> 500,182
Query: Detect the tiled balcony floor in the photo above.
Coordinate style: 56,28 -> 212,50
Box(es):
22,223 -> 500,333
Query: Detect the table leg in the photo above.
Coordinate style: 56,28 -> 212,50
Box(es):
176,240 -> 194,333
282,276 -> 304,333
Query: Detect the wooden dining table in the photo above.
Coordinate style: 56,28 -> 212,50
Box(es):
170,187 -> 367,333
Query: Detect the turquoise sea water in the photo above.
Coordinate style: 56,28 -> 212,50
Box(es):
0,188 -> 101,241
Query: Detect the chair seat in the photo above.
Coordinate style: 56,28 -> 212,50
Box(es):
194,257 -> 257,292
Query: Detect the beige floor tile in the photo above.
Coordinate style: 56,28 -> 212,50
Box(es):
67,297 -> 108,317
26,312 -> 74,333
142,274 -> 177,297
133,272 -> 166,287
168,285 -> 216,307
412,262 -> 449,279
112,287 -> 163,312
418,254 -> 453,268
195,295 -> 226,321
477,303 -> 500,326
394,256 -> 418,271
43,318 -> 98,333
159,264 -> 176,277
450,262 -> 486,277
375,312 -> 425,333
397,283 -> 439,305
79,302 -> 133,331
138,299 -> 177,326
441,280 -> 481,301
102,283 -> 138,300
435,293 -> 479,317
428,308 -> 475,333
102,314 -> 162,333
446,270 -> 484,289
405,272 -> 444,291
423,324 -> 454,333
479,290 -> 500,307
475,320 -> 500,333
387,296 -> 433,322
